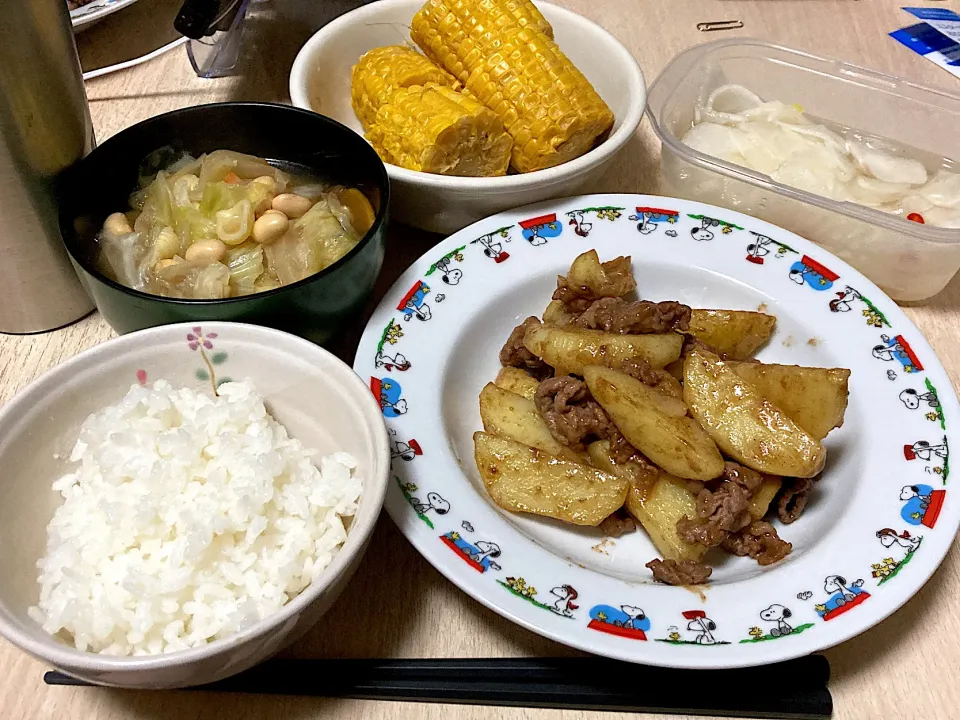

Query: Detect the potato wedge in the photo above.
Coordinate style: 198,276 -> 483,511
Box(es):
494,367 -> 540,401
588,441 -> 707,562
653,371 -> 684,400
726,362 -> 850,441
474,432 -> 627,526
684,349 -> 826,477
524,325 -> 682,375
543,300 -> 578,326
749,478 -> 783,521
584,365 -> 724,480
480,383 -> 582,462
663,358 -> 684,382
564,250 -> 635,298
687,309 -> 776,360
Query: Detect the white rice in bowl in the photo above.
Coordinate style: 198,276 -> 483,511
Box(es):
27,379 -> 362,656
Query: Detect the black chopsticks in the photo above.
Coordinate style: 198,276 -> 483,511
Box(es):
45,655 -> 832,719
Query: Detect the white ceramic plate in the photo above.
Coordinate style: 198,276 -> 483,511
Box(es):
355,194 -> 959,668
70,0 -> 141,31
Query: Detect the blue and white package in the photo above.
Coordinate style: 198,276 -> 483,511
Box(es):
903,7 -> 960,44
891,8 -> 960,79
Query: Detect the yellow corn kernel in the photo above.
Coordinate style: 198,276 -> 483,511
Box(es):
366,132 -> 396,165
479,0 -> 553,38
351,45 -> 461,130
411,0 -> 614,173
366,84 -> 513,176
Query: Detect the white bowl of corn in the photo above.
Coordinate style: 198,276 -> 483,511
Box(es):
290,0 -> 645,234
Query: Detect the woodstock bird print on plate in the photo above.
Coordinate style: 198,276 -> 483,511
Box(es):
356,194 -> 960,669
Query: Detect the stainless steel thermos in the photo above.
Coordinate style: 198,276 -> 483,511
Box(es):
0,0 -> 95,333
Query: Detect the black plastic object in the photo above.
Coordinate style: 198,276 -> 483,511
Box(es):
45,656 -> 832,719
174,0 -> 244,39
57,103 -> 389,345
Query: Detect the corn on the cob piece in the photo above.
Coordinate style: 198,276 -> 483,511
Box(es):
482,0 -> 553,38
411,0 -> 614,173
351,45 -> 461,130
366,84 -> 513,176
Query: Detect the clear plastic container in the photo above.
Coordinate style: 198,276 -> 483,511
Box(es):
646,39 -> 960,302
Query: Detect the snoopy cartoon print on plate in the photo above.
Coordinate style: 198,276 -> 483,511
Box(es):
900,484 -> 946,527
396,477 -> 448,530
873,529 -> 923,585
903,437 -> 950,481
496,577 -> 579,619
687,213 -> 743,241
519,214 -> 563,246
873,334 -> 923,373
389,431 -> 422,463
814,576 -> 870,621
370,377 -> 407,417
788,255 -> 839,291
899,379 -> 944,427
566,206 -> 624,237
356,193 -> 960,669
470,226 -> 513,263
657,611 -> 729,646
441,531 -> 502,572
741,604 -> 814,643
375,320 -> 410,372
744,232 -> 798,265
629,206 -> 679,235
398,281 -> 433,322
827,285 -> 891,328
425,246 -> 466,286
587,604 -> 650,640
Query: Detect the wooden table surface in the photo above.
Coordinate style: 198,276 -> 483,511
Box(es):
4,1 -> 960,718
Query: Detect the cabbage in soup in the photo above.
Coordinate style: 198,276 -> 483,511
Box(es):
97,150 -> 377,299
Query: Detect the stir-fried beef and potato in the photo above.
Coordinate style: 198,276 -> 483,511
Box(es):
473,250 -> 850,585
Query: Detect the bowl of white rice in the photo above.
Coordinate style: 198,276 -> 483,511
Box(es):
0,322 -> 389,688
